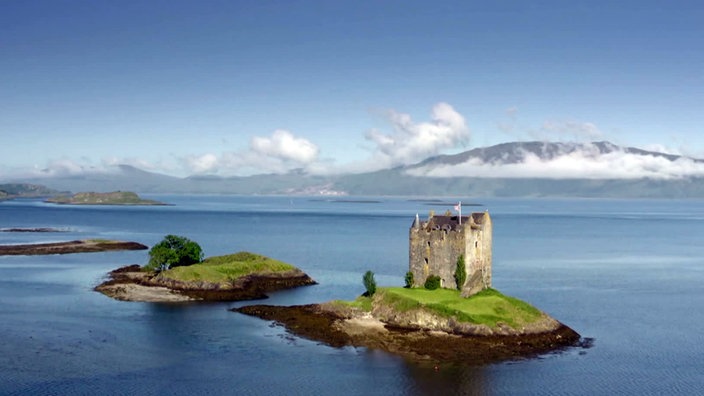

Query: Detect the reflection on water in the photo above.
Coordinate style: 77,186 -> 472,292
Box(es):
406,364 -> 490,396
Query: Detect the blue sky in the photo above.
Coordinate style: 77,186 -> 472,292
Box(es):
1,0 -> 703,178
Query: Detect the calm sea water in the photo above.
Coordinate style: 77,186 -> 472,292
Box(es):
1,196 -> 703,395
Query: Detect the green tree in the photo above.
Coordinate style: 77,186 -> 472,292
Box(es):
424,275 -> 441,290
404,271 -> 414,288
145,235 -> 203,272
454,254 -> 466,291
363,270 -> 377,296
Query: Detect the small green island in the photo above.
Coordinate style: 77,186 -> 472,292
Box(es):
236,286 -> 579,365
46,191 -> 167,206
234,210 -> 582,365
96,236 -> 316,302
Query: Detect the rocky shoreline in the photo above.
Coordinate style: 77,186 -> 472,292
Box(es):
234,303 -> 584,365
0,240 -> 148,256
1,227 -> 66,233
95,264 -> 317,302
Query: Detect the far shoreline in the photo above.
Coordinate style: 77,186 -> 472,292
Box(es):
45,191 -> 168,206
0,239 -> 148,256
1,227 -> 67,233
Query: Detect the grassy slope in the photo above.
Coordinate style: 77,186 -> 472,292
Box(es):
366,287 -> 543,329
161,252 -> 296,284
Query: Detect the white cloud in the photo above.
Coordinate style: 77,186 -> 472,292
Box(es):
41,159 -> 91,176
0,158 -> 108,180
0,129 -> 322,179
250,129 -> 319,164
183,153 -> 219,174
180,130 -> 320,176
408,144 -> 704,180
0,156 -> 175,180
642,144 -> 681,156
101,156 -> 176,173
364,102 -> 470,168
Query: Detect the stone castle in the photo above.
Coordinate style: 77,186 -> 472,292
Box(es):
409,210 -> 492,296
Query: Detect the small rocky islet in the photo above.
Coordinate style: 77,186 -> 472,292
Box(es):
95,252 -> 317,302
45,191 -> 167,206
0,239 -> 148,256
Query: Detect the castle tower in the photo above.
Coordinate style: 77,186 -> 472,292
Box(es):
408,211 -> 492,297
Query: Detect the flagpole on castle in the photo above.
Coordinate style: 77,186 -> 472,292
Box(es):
455,201 -> 462,225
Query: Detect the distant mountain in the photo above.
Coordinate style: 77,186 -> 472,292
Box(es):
4,142 -> 704,198
411,141 -> 695,169
17,165 -> 182,194
335,141 -> 704,198
0,183 -> 67,199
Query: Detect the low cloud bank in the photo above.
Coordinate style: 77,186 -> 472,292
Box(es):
0,158 -> 147,179
408,144 -> 704,180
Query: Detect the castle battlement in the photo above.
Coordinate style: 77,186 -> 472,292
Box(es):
409,211 -> 492,296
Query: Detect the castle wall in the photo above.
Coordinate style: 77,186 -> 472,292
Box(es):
409,225 -> 465,289
461,215 -> 492,296
409,213 -> 492,297
481,215 -> 492,287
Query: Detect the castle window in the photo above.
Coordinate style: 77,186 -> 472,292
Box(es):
475,241 -> 478,248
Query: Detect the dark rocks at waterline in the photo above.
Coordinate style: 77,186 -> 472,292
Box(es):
1,227 -> 67,233
0,240 -> 148,256
155,272 -> 318,301
234,304 -> 583,365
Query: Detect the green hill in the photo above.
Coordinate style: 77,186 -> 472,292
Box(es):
159,251 -> 298,285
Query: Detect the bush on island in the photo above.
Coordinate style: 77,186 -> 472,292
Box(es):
145,235 -> 204,272
454,254 -> 466,291
404,271 -> 414,288
424,275 -> 441,290
363,270 -> 377,296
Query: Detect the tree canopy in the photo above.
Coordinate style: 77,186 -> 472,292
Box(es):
363,270 -> 377,296
145,235 -> 203,272
454,254 -> 466,291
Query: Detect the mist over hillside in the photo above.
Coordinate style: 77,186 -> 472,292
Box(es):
6,141 -> 704,198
